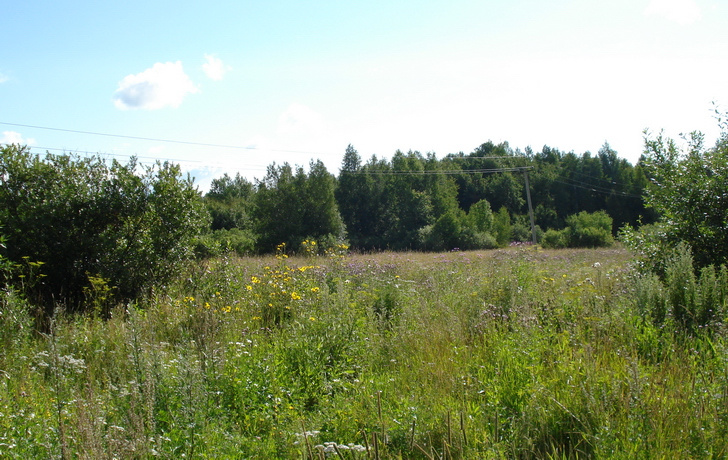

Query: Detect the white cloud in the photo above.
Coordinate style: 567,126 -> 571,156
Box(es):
202,54 -> 230,81
113,61 -> 199,110
278,103 -> 325,136
1,131 -> 36,145
644,0 -> 702,25
0,73 -> 8,84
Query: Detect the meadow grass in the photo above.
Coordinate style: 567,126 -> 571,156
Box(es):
2,246 -> 728,458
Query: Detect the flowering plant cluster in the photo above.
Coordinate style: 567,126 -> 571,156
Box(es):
179,244 -> 325,327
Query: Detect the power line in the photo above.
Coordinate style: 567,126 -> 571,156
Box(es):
13,145 -> 270,173
551,178 -> 642,198
29,146 -> 203,164
0,121 -> 330,156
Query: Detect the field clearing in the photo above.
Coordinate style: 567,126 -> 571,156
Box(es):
2,246 -> 727,459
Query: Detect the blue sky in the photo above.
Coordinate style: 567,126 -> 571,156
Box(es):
2,0 -> 727,191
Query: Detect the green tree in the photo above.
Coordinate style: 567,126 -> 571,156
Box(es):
641,126 -> 728,268
0,145 -> 208,312
466,199 -> 494,233
254,161 -> 344,253
205,172 -> 255,230
493,207 -> 513,246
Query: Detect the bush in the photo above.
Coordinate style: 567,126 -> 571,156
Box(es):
195,228 -> 257,258
642,126 -> 728,268
540,229 -> 569,249
632,243 -> 728,333
541,211 -> 613,249
0,145 -> 208,313
459,228 -> 499,250
566,210 -> 614,248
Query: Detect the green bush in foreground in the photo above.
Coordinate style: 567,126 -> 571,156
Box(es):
641,125 -> 728,268
0,144 -> 208,314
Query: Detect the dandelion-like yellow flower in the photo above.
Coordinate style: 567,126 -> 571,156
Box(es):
246,285 -> 253,291
291,292 -> 301,300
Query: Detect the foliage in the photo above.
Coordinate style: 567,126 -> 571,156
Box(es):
566,210 -> 614,247
194,228 -> 256,258
466,198 -> 494,233
641,126 -> 728,268
619,221 -> 670,274
541,210 -> 614,249
492,207 -> 513,246
540,228 -> 570,249
0,144 -> 208,312
633,242 -> 728,334
254,161 -> 344,253
205,172 -> 255,231
202,140 -> 649,254
4,247 -> 728,458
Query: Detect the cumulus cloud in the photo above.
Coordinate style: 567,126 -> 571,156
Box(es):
113,61 -> 199,110
1,131 -> 36,145
278,103 -> 325,136
644,0 -> 702,25
202,54 -> 230,81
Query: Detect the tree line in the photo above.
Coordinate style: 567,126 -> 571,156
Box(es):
200,141 -> 654,255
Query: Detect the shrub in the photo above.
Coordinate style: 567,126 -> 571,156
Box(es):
566,210 -> 614,248
542,211 -> 613,249
642,125 -> 728,268
540,228 -> 569,249
0,145 -> 208,313
195,228 -> 256,258
632,243 -> 728,333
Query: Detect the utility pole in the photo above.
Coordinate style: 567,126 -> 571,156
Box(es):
523,168 -> 537,244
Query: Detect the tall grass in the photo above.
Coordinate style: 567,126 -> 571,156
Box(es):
2,246 -> 728,458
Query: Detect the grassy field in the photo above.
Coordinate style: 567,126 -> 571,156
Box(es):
2,246 -> 728,458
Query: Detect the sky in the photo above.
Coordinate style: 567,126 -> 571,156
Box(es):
2,0 -> 727,192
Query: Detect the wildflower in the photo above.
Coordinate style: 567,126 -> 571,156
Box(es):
309,316 -> 316,321
246,285 -> 253,291
291,292 -> 301,300
311,287 -> 320,293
